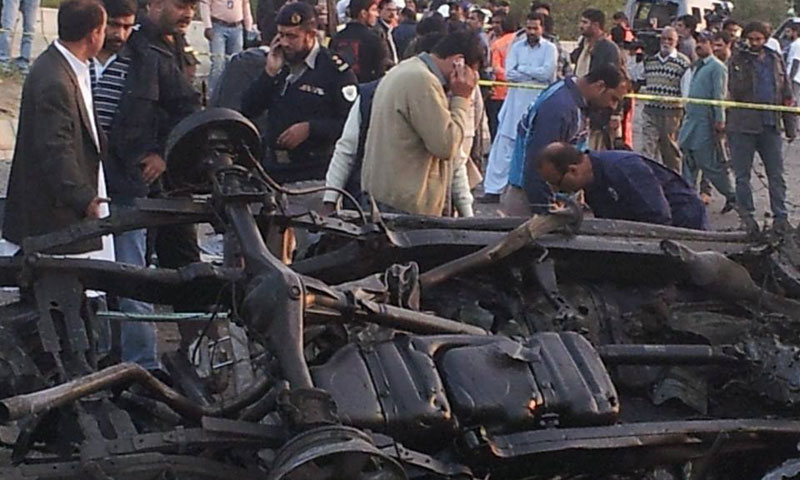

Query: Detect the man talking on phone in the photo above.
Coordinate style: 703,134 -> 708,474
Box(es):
360,30 -> 481,216
242,2 -> 357,183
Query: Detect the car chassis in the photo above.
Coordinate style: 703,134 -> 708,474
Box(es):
2,110 -> 800,479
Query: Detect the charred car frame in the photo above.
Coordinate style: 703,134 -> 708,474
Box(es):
2,109 -> 800,479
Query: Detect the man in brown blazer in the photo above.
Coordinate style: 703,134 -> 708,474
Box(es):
3,0 -> 107,254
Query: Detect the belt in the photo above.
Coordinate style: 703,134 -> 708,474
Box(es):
211,17 -> 243,28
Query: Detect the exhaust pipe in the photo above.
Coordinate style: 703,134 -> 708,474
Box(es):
0,362 -> 272,423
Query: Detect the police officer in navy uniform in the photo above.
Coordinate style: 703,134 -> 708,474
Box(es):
242,2 -> 358,183
537,142 -> 709,230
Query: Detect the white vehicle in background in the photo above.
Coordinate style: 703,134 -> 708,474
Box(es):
624,0 -> 734,31
774,17 -> 800,55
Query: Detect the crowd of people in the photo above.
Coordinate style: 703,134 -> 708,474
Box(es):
1,0 -> 799,371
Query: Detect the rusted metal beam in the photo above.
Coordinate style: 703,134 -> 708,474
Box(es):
418,211 -> 578,290
0,363 -> 273,422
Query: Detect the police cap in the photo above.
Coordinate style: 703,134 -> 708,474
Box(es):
276,2 -> 316,28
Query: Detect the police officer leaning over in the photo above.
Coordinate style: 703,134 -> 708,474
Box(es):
537,142 -> 709,231
242,2 -> 358,183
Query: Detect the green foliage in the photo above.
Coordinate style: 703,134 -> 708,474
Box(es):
731,0 -> 790,28
506,0 -> 792,40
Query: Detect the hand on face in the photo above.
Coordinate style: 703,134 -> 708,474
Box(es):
266,35 -> 286,76
449,59 -> 477,99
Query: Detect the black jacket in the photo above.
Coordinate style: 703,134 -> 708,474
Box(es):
345,79 -> 380,199
392,20 -> 416,60
727,47 -> 797,136
103,24 -> 201,204
138,16 -> 199,80
571,37 -> 622,131
241,46 -> 357,182
330,22 -> 387,83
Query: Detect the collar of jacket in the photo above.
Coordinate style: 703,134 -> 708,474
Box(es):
137,17 -> 163,45
564,76 -> 588,110
418,52 -> 446,86
737,46 -> 779,62
303,40 -> 321,70
655,49 -> 678,61
693,54 -> 715,69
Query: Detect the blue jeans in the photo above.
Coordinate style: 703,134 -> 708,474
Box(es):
112,205 -> 159,369
0,0 -> 39,66
728,127 -> 787,220
208,21 -> 243,92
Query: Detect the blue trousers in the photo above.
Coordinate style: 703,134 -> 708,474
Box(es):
112,204 -> 158,369
208,22 -> 243,93
728,128 -> 787,220
0,0 -> 38,66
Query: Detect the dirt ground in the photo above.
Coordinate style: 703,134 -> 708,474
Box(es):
0,73 -> 21,166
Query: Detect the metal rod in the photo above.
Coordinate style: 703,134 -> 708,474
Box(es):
98,311 -> 227,323
596,344 -> 742,365
225,201 -> 313,390
238,381 -> 285,421
419,212 -> 576,290
359,299 -> 487,335
310,294 -> 486,335
0,362 -> 273,423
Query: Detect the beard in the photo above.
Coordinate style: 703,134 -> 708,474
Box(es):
103,39 -> 124,53
285,46 -> 312,64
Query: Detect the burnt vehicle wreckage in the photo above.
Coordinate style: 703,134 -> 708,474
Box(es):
4,110 -> 800,479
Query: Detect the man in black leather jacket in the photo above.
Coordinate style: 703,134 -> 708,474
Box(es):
726,21 -> 797,234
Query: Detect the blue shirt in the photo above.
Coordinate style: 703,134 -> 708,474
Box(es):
584,151 -> 709,230
507,76 -> 587,210
754,53 -> 776,126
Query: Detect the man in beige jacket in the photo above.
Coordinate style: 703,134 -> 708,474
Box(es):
360,31 -> 481,215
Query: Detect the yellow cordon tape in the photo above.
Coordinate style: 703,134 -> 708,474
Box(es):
478,79 -> 800,114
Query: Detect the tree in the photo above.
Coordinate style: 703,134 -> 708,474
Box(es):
513,0 -> 792,40
732,0 -> 789,30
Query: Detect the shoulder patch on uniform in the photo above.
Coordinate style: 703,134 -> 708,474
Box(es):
331,53 -> 349,72
342,84 -> 357,102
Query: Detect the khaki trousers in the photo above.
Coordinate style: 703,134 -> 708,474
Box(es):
641,108 -> 683,173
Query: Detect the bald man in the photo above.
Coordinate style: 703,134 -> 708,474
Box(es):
537,142 -> 708,230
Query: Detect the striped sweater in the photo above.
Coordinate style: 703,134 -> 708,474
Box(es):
90,55 -> 131,133
643,51 -> 690,110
